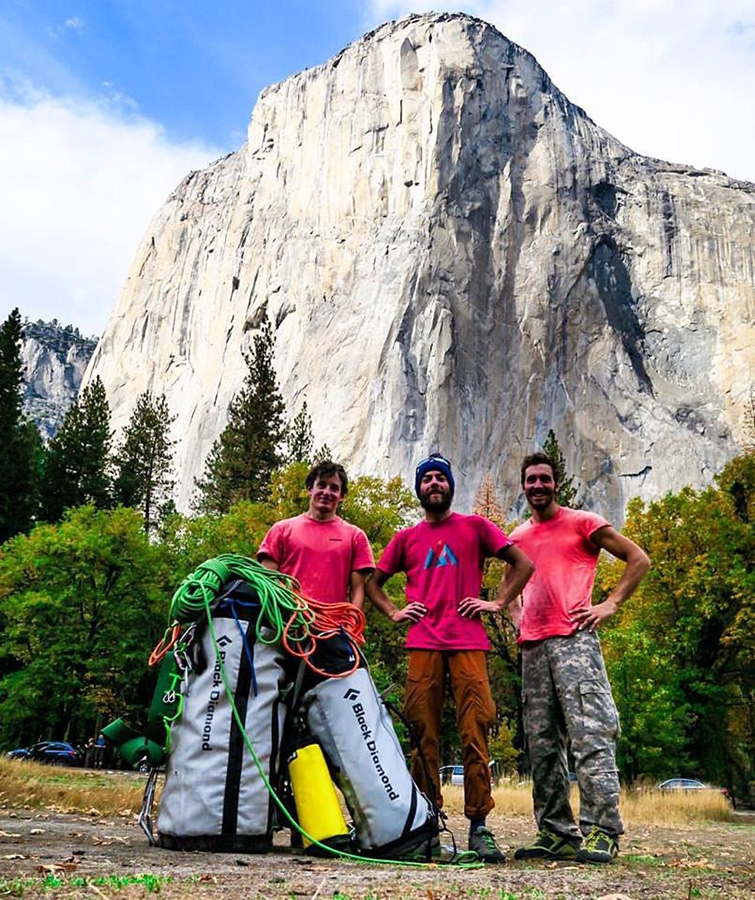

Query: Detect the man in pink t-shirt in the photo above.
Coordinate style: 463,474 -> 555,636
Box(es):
257,460 -> 374,608
367,454 -> 534,863
508,452 -> 650,865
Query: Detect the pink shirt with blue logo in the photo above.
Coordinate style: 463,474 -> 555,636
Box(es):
377,513 -> 512,651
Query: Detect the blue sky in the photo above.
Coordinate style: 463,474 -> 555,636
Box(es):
2,1 -> 753,335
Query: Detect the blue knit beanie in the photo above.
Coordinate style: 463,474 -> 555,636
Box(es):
414,453 -> 455,498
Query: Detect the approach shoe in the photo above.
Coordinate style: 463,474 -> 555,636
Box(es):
468,826 -> 506,863
513,828 -> 579,861
575,826 -> 619,864
400,833 -> 441,862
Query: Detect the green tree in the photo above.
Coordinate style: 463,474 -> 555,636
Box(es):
472,475 -> 523,771
269,461 -> 311,520
159,501 -> 277,586
0,310 -> 42,541
541,429 -> 579,507
339,474 -> 418,550
40,376 -> 113,522
598,458 -> 754,796
0,506 -> 170,747
285,401 -> 314,463
114,392 -> 176,533
194,320 -> 286,513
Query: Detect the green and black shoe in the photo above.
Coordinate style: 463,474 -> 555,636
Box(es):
513,828 -> 580,860
575,826 -> 619,864
468,826 -> 506,863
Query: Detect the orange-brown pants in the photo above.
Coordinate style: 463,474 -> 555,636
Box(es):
404,649 -> 496,822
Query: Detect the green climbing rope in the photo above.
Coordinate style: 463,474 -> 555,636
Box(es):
168,553 -> 312,647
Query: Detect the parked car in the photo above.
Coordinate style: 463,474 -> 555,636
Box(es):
657,778 -> 730,801
6,741 -> 81,767
440,761 -> 498,786
439,764 -> 464,786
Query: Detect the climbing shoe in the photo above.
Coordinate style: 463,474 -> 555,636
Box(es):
513,827 -> 580,860
575,826 -> 619,864
468,826 -> 506,863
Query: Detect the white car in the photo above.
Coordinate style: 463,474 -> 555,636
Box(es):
439,765 -> 464,786
440,762 -> 498,786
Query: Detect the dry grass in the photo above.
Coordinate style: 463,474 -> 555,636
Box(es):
0,757 -> 145,817
1,758 -> 737,826
441,781 -> 737,826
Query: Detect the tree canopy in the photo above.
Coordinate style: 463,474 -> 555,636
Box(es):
41,376 -> 113,522
0,309 -> 42,541
113,392 -> 176,533
598,451 -> 754,796
0,506 -> 170,746
194,320 -> 286,514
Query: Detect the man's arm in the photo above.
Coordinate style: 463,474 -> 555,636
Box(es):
259,557 -> 279,571
348,569 -> 371,611
571,526 -> 651,632
458,544 -> 534,618
365,569 -> 427,623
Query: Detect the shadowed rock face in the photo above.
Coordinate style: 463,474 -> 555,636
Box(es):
22,321 -> 97,441
84,12 -> 755,521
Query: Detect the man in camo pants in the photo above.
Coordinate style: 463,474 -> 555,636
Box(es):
508,452 -> 650,864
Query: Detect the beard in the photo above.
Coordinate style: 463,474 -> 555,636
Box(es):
525,487 -> 555,509
420,489 -> 453,513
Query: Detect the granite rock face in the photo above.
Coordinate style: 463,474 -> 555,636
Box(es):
84,13 -> 755,520
22,321 -> 97,441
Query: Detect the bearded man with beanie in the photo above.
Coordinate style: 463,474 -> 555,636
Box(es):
367,454 -> 534,863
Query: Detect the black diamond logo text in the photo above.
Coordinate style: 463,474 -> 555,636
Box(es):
216,635 -> 233,647
343,689 -> 360,701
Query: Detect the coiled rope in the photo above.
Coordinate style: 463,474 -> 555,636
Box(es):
152,554 -> 364,677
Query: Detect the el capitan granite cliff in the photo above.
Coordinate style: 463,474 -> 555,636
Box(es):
83,13 -> 755,519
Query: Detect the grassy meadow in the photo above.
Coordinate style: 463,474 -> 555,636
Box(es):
0,757 -> 737,826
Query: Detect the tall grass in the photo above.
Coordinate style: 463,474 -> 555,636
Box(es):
442,782 -> 736,826
1,759 -> 736,826
0,757 -> 146,816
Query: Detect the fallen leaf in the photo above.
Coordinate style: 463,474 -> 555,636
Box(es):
29,828 -> 44,835
36,861 -> 79,874
1,853 -> 26,860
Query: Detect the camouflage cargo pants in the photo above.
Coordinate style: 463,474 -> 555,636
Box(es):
521,629 -> 623,839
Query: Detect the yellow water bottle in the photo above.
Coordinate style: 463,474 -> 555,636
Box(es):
287,740 -> 350,854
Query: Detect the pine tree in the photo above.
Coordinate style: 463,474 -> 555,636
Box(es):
194,320 -> 286,513
473,474 -> 506,527
541,429 -> 579,508
41,376 -> 113,521
0,309 -> 43,541
285,401 -> 314,463
114,392 -> 176,533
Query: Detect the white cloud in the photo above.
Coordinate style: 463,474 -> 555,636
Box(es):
0,83 -> 221,335
362,1 -> 755,182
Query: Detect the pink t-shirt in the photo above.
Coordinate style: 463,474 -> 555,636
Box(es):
377,513 -> 512,651
509,507 -> 610,642
257,514 -> 374,606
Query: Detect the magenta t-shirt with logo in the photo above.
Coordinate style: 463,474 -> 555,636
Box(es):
377,513 -> 512,651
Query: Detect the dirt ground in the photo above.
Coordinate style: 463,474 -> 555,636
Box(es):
1,803 -> 753,900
